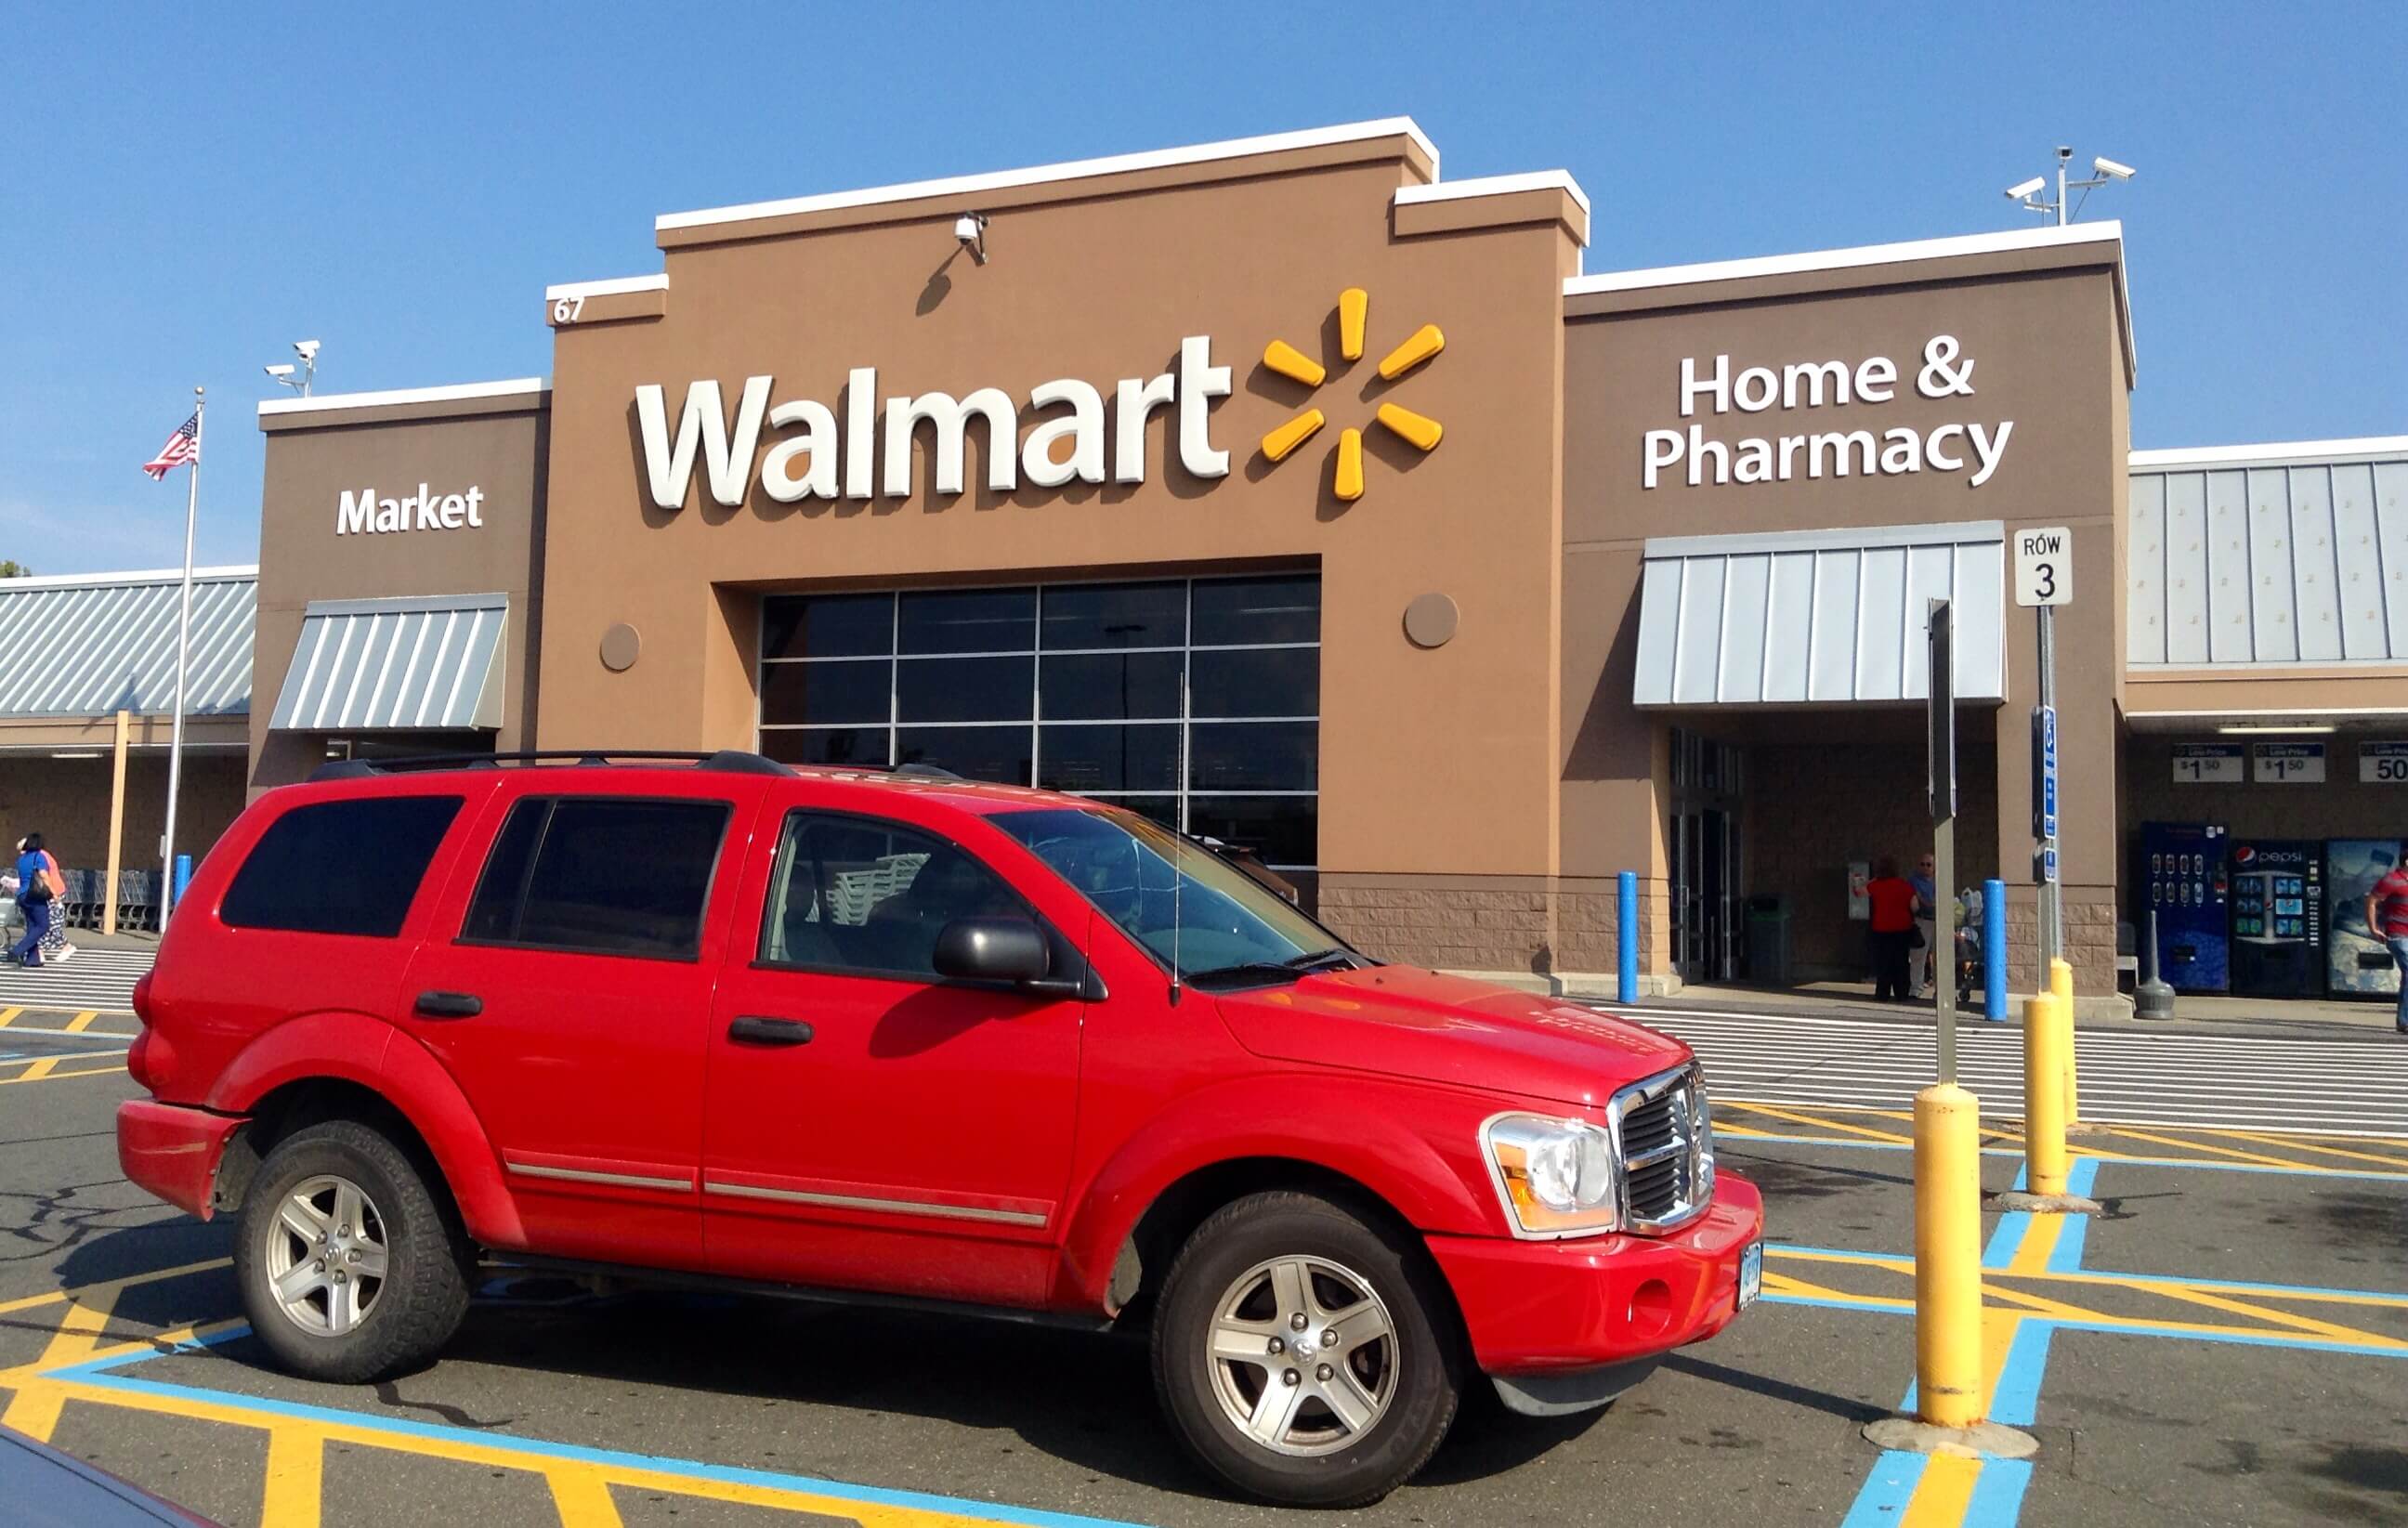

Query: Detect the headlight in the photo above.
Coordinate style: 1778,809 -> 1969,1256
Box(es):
1481,1114 -> 1621,1238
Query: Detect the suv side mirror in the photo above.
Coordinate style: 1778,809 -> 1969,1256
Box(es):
932,916 -> 1053,986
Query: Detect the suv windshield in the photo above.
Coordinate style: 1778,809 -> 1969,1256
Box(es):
990,806 -> 1361,987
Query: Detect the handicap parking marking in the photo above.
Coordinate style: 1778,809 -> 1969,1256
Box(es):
0,1257 -> 1159,1528
1809,1153 -> 2408,1528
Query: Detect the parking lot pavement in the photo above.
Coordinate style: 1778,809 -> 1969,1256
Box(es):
4,1018 -> 2404,1527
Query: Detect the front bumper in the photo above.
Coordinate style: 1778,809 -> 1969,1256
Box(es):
117,1099 -> 248,1221
1425,1172 -> 1763,1390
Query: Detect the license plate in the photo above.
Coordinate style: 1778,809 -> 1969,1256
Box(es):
1737,1241 -> 1763,1308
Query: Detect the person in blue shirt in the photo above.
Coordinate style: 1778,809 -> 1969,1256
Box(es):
1907,851 -> 1939,999
8,831 -> 54,967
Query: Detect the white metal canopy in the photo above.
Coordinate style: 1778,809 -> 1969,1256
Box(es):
269,593 -> 508,732
1632,521 -> 2006,706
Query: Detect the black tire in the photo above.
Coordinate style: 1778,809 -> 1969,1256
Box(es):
232,1119 -> 471,1383
1152,1190 -> 1463,1508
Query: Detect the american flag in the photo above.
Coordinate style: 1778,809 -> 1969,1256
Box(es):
141,412 -> 200,479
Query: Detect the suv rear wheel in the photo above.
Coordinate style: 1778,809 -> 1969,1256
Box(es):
233,1120 -> 470,1382
1152,1191 -> 1462,1507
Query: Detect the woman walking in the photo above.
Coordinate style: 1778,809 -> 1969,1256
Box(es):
32,837 -> 72,963
7,832 -> 59,968
1865,855 -> 1917,1002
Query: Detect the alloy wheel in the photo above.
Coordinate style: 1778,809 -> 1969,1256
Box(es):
1205,1254 -> 1398,1456
260,1172 -> 389,1337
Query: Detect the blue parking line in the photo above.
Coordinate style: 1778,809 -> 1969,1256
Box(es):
1723,1131 -> 2408,1181
2046,1159 -> 2100,1273
1838,1448 -> 1927,1527
1965,1458 -> 2035,1526
50,1329 -> 1158,1528
1983,1164 -> 2033,1267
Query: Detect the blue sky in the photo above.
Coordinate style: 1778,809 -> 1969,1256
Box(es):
6,3 -> 2402,574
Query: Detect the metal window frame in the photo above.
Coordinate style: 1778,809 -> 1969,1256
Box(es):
756,574 -> 1322,866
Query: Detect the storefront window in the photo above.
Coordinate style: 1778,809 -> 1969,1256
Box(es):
759,574 -> 1320,868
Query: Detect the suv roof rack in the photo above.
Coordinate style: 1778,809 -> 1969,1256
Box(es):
307,749 -> 798,783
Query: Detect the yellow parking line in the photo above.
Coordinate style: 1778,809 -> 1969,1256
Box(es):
1902,1453 -> 1982,1525
2212,1130 -> 2408,1169
1725,1101 -> 1915,1144
547,1465 -> 628,1527
0,1296 -> 112,1441
260,1427 -> 323,1528
0,1259 -> 231,1319
0,1006 -> 19,1027
62,1010 -> 99,1034
2092,1126 -> 2309,1169
0,1061 -> 124,1085
2144,1283 -> 2406,1350
2005,1213 -> 2066,1275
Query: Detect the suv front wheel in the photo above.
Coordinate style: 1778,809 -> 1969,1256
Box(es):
1152,1191 -> 1463,1507
233,1120 -> 471,1382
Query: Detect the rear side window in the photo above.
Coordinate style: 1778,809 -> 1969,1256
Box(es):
220,796 -> 464,937
462,796 -> 730,960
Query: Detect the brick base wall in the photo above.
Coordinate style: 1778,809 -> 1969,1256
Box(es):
0,753 -> 248,885
1317,873 -> 1673,980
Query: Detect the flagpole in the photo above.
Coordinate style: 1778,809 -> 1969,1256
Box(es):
159,386 -> 203,932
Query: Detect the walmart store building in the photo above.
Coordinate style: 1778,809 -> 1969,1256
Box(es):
12,119 -> 2403,999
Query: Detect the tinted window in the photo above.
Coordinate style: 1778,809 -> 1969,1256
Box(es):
759,814 -> 1027,978
898,587 -> 1035,654
463,797 -> 729,959
894,725 -> 1033,785
761,660 -> 891,725
896,655 -> 1033,722
1189,648 -> 1318,718
761,593 -> 893,659
1040,581 -> 1185,649
1040,651 -> 1183,720
1192,574 -> 1319,646
221,796 -> 463,937
759,726 -> 888,768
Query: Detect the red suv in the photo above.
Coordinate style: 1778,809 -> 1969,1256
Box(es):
117,752 -> 1761,1507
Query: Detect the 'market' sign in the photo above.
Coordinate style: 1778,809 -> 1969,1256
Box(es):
1642,334 -> 2014,490
337,483 -> 488,535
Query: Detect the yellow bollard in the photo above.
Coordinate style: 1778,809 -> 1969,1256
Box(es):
1913,1083 -> 1986,1429
2050,958 -> 2079,1126
2023,993 -> 2069,1195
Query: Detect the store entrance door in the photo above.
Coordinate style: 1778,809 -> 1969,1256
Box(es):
1670,728 -> 1744,984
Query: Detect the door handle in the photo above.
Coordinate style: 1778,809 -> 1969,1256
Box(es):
727,1015 -> 814,1047
413,990 -> 483,1020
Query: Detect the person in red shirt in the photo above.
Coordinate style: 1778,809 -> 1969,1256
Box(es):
2362,864 -> 2408,1034
1865,855 -> 1919,1002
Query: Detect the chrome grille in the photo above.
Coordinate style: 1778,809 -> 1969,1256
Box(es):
1610,1064 -> 1714,1233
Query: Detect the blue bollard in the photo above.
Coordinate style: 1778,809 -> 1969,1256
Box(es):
1983,877 -> 2008,1021
1616,870 -> 1639,1004
173,853 -> 193,907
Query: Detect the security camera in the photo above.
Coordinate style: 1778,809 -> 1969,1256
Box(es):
264,364 -> 295,379
2055,145 -> 2074,162
2092,156 -> 2136,180
953,213 -> 988,265
2005,176 -> 2047,201
294,339 -> 321,361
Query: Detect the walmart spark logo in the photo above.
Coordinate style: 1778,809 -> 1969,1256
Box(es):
1258,288 -> 1444,502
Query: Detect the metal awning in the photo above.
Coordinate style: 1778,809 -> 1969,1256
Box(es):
1632,521 -> 2005,706
270,594 -> 508,731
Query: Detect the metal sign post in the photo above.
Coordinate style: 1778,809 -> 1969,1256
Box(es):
2013,527 -> 2074,977
1928,598 -> 1957,1079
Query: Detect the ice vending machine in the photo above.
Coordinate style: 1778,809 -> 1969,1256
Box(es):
2229,841 -> 2324,998
2324,839 -> 2406,999
2139,822 -> 2229,993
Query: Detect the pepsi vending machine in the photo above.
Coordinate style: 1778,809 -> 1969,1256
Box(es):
2139,822 -> 2229,993
2228,841 -> 2324,998
2324,839 -> 2406,999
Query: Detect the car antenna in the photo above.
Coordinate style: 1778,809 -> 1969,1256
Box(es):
1170,671 -> 1186,1007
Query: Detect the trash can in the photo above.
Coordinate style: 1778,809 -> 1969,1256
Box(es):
1746,895 -> 1791,985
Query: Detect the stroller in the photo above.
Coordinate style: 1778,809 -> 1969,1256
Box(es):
1949,886 -> 1986,1008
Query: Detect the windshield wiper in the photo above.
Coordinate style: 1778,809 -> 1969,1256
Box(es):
1186,950 -> 1359,986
